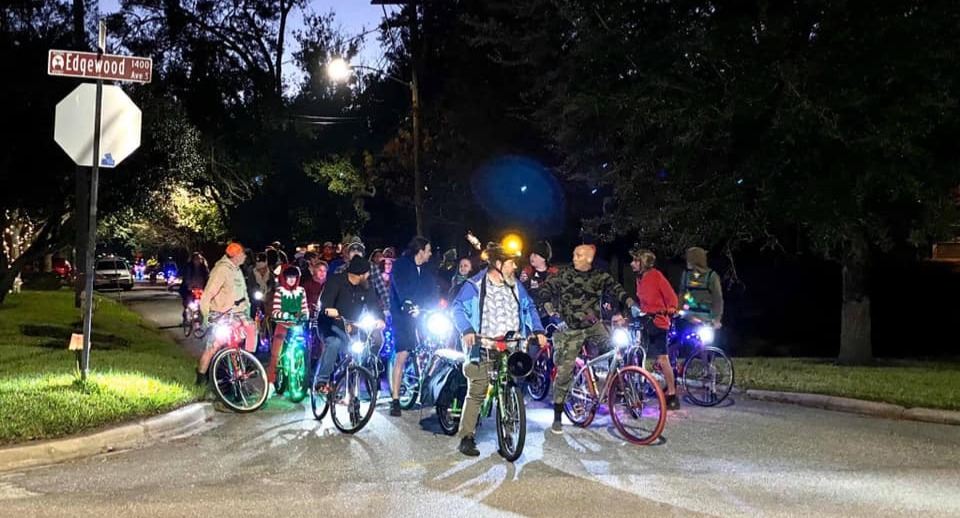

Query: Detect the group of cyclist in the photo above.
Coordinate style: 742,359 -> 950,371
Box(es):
190,234 -> 724,457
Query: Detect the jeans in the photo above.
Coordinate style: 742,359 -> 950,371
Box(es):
316,326 -> 350,384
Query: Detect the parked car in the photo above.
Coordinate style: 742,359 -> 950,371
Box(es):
94,256 -> 134,291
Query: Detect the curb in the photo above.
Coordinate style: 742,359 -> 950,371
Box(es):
745,389 -> 960,426
0,402 -> 215,473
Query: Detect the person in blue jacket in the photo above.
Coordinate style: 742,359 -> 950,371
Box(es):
451,242 -> 547,457
388,236 -> 437,416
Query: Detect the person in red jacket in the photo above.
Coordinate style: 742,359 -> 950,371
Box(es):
631,248 -> 681,410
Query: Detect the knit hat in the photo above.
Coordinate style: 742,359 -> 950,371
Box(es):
686,247 -> 709,272
530,240 -> 552,262
346,256 -> 370,275
225,242 -> 244,257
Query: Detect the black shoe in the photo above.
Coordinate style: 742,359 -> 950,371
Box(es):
195,370 -> 205,386
667,394 -> 681,411
390,399 -> 401,417
458,436 -> 480,457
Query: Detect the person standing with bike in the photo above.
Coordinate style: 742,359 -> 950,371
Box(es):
197,243 -> 257,385
631,247 -> 681,410
268,265 -> 309,389
677,246 -> 724,335
315,256 -> 385,393
388,236 -> 436,417
541,244 -> 637,434
452,243 -> 547,457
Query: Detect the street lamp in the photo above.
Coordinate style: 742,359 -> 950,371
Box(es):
325,56 -> 424,236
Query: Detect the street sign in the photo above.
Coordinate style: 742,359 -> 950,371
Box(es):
54,84 -> 142,168
47,49 -> 152,83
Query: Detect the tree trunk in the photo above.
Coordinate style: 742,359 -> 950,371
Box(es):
837,243 -> 873,365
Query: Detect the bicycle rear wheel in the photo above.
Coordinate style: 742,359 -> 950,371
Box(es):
496,384 -> 526,462
331,365 -> 377,434
525,356 -> 551,401
210,348 -> 268,413
563,366 -> 597,427
608,366 -> 666,445
682,347 -> 734,406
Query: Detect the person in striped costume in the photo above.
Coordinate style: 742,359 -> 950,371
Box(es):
268,264 -> 309,387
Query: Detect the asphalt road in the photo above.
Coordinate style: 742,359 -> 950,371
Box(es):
1,286 -> 958,517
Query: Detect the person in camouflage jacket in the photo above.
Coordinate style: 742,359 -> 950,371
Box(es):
541,244 -> 636,434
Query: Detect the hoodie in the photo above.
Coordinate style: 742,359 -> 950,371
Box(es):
272,264 -> 308,322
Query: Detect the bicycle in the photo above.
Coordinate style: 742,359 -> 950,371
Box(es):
182,287 -> 205,338
397,307 -> 457,410
309,314 -> 379,434
563,325 -> 667,445
468,332 -> 534,462
206,306 -> 269,413
273,319 -> 309,403
524,321 -> 561,401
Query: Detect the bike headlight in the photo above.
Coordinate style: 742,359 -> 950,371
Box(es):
611,328 -> 631,348
426,313 -> 453,337
350,341 -> 365,355
188,301 -> 199,310
214,324 -> 231,341
254,291 -> 263,301
696,325 -> 715,344
358,314 -> 377,332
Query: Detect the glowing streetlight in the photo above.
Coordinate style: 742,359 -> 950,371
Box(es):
326,57 -> 352,82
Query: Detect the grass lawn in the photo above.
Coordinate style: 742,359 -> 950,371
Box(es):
0,290 -> 202,445
736,357 -> 960,411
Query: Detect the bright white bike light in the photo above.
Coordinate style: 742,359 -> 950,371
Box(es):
188,301 -> 199,310
350,341 -> 365,355
427,313 -> 453,336
254,291 -> 264,301
611,328 -> 631,347
358,314 -> 377,332
696,325 -> 715,344
214,324 -> 231,341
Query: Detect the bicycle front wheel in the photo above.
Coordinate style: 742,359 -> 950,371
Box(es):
682,347 -> 734,406
286,345 -> 307,403
209,348 -> 268,413
310,363 -> 330,421
496,384 -> 526,462
608,366 -> 666,445
398,354 -> 421,410
331,365 -> 377,434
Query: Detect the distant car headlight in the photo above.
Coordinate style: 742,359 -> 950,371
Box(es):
426,313 -> 453,337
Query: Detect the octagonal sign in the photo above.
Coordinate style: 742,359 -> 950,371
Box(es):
54,83 -> 142,168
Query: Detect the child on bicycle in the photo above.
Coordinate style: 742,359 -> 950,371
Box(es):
269,264 -> 309,388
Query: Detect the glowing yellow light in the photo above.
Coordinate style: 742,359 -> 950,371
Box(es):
501,233 -> 523,257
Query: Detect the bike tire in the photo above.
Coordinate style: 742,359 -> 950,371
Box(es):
310,363 -> 330,421
331,365 -> 377,434
287,345 -> 307,403
209,348 -> 268,413
436,401 -> 461,436
525,356 -> 551,401
182,316 -> 192,338
682,347 -> 734,407
496,384 -> 526,462
398,354 -> 421,410
563,366 -> 597,428
608,366 -> 666,445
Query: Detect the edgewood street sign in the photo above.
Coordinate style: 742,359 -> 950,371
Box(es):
54,84 -> 142,168
47,49 -> 152,83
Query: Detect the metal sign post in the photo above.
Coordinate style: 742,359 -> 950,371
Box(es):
78,21 -> 106,381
